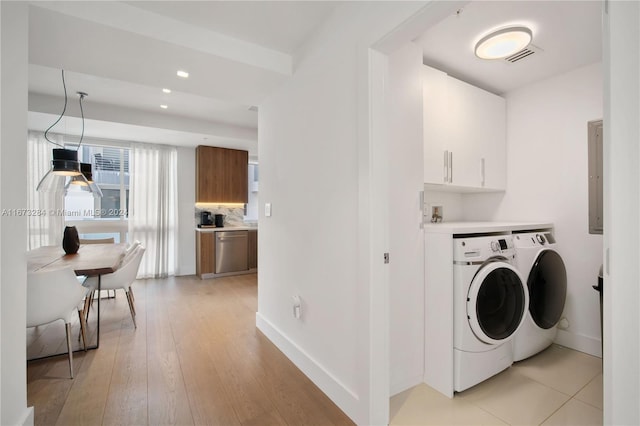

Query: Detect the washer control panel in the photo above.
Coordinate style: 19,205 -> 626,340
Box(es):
454,235 -> 515,262
490,238 -> 510,252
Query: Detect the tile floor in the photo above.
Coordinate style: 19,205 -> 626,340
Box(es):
390,345 -> 602,426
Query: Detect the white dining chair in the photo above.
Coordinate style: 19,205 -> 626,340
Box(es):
27,267 -> 89,379
83,244 -> 145,329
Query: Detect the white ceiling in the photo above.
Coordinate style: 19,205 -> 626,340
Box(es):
26,1 -> 339,156
415,1 -> 602,95
27,1 -> 603,156
124,1 -> 339,54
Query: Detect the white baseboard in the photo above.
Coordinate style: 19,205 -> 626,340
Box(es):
555,329 -> 602,358
20,407 -> 34,426
390,374 -> 423,397
255,312 -> 360,423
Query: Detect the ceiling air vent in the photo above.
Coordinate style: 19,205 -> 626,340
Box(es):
504,44 -> 542,64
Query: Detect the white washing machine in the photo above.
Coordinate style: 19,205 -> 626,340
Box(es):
512,231 -> 567,361
454,235 -> 529,392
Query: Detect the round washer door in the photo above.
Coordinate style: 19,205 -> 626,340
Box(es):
528,249 -> 567,329
467,261 -> 528,345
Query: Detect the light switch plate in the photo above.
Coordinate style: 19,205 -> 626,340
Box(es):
265,203 -> 272,217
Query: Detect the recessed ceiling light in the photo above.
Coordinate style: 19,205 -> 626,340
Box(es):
475,26 -> 532,60
176,70 -> 189,78
162,88 -> 171,93
160,104 -> 168,109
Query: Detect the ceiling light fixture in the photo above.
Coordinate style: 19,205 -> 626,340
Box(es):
36,71 -> 101,197
160,104 -> 168,109
474,26 -> 532,60
162,88 -> 171,93
176,70 -> 189,78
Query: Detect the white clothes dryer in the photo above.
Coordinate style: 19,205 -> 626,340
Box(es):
453,235 -> 528,392
512,232 -> 567,361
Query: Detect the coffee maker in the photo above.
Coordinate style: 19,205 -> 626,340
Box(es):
200,211 -> 213,227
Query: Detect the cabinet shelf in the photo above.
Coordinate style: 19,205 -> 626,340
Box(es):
424,183 -> 505,194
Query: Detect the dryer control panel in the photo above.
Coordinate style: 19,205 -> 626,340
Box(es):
514,232 -> 556,248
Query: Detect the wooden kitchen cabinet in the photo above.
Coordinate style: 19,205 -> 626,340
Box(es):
196,231 -> 215,277
248,229 -> 258,270
197,229 -> 257,279
196,146 -> 248,203
423,65 -> 506,191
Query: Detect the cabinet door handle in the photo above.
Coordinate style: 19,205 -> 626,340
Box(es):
449,151 -> 453,183
443,150 -> 449,183
481,157 -> 485,187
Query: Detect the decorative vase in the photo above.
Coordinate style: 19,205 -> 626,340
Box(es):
62,226 -> 80,254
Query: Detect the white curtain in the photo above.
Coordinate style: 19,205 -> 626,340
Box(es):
128,143 -> 178,278
27,131 -> 65,249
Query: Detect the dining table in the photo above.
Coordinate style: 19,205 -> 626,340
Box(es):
27,243 -> 127,353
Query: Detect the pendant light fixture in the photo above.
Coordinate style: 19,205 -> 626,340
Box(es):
65,162 -> 103,197
474,26 -> 532,60
36,71 -> 101,197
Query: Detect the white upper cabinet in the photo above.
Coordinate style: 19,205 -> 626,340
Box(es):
423,65 -> 506,191
423,66 -> 450,185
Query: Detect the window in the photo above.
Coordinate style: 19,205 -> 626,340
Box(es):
64,144 -> 130,242
245,162 -> 259,222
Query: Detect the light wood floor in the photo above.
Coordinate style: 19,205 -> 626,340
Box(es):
27,274 -> 354,426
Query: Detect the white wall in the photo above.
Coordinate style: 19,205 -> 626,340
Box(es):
257,7 -> 359,414
388,42 -> 425,396
423,189 -> 465,223
463,62 -> 604,356
1,2 -> 33,424
256,2 -> 424,423
176,147 -> 196,276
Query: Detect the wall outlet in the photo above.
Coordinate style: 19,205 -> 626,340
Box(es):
292,295 -> 301,319
430,205 -> 443,223
265,202 -> 272,217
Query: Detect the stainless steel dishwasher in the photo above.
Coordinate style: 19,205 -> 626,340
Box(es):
215,231 -> 248,274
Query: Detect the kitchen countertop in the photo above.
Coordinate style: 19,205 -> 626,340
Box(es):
423,221 -> 553,234
196,226 -> 258,232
